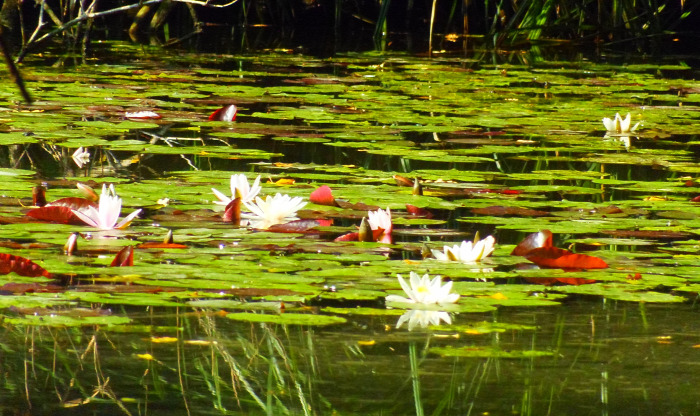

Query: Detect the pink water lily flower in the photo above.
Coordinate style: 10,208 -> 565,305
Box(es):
242,193 -> 307,229
72,184 -> 142,230
212,174 -> 262,206
602,113 -> 639,134
386,272 -> 460,305
367,207 -> 392,234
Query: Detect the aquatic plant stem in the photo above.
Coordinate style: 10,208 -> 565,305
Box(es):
428,0 -> 437,57
409,342 -> 424,416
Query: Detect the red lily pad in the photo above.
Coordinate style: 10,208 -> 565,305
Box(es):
310,185 -> 336,206
27,196 -> 97,224
511,230 -> 553,256
524,247 -> 608,269
208,104 -> 237,121
27,206 -> 82,224
48,197 -> 97,211
406,204 -> 434,218
0,253 -> 51,277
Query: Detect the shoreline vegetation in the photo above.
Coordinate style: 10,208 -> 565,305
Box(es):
0,0 -> 697,62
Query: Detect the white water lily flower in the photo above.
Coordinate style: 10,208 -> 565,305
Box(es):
367,207 -> 392,234
431,235 -> 496,263
602,113 -> 639,134
242,193 -> 307,228
396,310 -> 452,331
386,272 -> 460,305
72,184 -> 142,230
212,174 -> 262,205
72,147 -> 90,168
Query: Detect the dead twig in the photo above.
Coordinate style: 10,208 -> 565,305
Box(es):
16,0 -> 241,63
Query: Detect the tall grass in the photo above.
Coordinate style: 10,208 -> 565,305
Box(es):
1,0 -> 695,59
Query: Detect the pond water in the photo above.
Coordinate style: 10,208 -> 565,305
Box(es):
1,43 -> 700,415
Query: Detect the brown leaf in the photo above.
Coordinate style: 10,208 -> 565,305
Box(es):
0,253 -> 51,277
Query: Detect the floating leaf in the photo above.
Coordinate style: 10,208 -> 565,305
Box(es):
26,205 -> 79,224
405,204 -> 434,218
226,312 -> 346,326
511,230 -> 553,256
27,197 -> 96,224
472,206 -> 549,217
136,242 -> 187,249
0,253 -> 51,277
310,185 -> 337,206
522,277 -> 597,285
430,346 -> 553,358
267,219 -> 327,233
524,247 -> 608,269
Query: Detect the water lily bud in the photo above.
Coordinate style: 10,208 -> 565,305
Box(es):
64,232 -> 79,255
412,178 -> 423,196
358,217 -> 373,242
163,229 -> 174,244
32,185 -> 47,207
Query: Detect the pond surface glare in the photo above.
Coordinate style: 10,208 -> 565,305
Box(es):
1,43 -> 700,414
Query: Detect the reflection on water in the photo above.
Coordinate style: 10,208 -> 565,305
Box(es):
2,47 -> 700,416
3,300 -> 700,415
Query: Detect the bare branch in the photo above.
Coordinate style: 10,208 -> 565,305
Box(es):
16,0 -> 240,62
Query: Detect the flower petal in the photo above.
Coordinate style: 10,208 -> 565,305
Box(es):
116,209 -> 142,229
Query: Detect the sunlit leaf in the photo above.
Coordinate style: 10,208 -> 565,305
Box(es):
310,185 -> 336,206
0,253 -> 51,277
524,247 -> 608,269
511,230 -> 553,256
